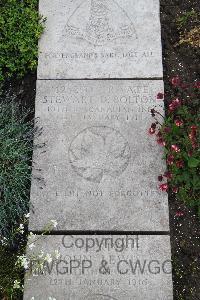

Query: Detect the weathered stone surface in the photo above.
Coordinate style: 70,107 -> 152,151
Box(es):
37,0 -> 163,79
23,235 -> 173,300
29,80 -> 169,231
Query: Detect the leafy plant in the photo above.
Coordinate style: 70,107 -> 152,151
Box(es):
0,245 -> 24,300
179,26 -> 200,48
0,217 -> 59,300
0,0 -> 45,82
177,10 -> 198,29
0,98 -> 34,239
176,9 -> 200,48
149,77 -> 200,215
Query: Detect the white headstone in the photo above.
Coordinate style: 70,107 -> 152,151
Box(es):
29,80 -> 169,231
37,0 -> 163,79
23,235 -> 173,300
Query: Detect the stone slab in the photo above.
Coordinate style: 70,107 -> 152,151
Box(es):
29,80 -> 169,232
38,0 -> 163,79
23,235 -> 173,300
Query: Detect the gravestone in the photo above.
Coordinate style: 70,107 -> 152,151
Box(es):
23,235 -> 173,300
37,0 -> 163,79
24,0 -> 174,298
29,80 -> 169,232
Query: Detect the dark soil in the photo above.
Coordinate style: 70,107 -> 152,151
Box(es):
1,73 -> 36,119
1,1 -> 199,299
160,1 -> 200,299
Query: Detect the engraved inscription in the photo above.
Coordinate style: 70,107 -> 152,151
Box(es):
65,0 -> 137,46
38,0 -> 163,78
69,126 -> 131,182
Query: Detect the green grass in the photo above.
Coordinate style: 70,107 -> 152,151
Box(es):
0,245 -> 24,300
0,99 -> 33,240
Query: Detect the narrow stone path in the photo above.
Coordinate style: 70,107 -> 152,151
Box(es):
24,1 -> 173,299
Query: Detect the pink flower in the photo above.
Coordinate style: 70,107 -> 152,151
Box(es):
171,144 -> 180,152
192,142 -> 198,149
168,103 -> 174,112
189,133 -> 193,140
173,187 -> 179,193
164,171 -> 173,179
156,131 -> 162,137
157,138 -> 166,146
188,150 -> 193,157
171,76 -> 181,87
176,160 -> 184,168
189,127 -> 198,149
169,98 -> 182,112
159,183 -> 168,192
149,128 -> 155,135
190,125 -> 198,131
174,98 -> 181,105
175,211 -> 184,217
164,127 -> 172,133
167,154 -> 174,165
193,81 -> 200,89
157,93 -> 164,100
180,83 -> 190,89
175,119 -> 183,127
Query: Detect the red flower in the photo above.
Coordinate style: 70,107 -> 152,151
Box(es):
167,154 -> 174,165
175,119 -> 183,127
157,92 -> 164,100
190,125 -> 198,131
189,128 -> 198,149
156,131 -> 162,137
169,98 -> 181,112
175,211 -> 184,217
164,127 -> 172,133
171,76 -> 181,87
174,98 -> 181,105
159,183 -> 168,192
188,150 -> 193,157
172,187 -> 179,193
149,128 -> 155,135
164,171 -> 173,179
176,160 -> 184,168
180,83 -> 190,89
193,81 -> 200,88
192,142 -> 198,149
157,138 -> 166,146
171,144 -> 180,152
189,132 -> 196,141
168,103 -> 174,112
